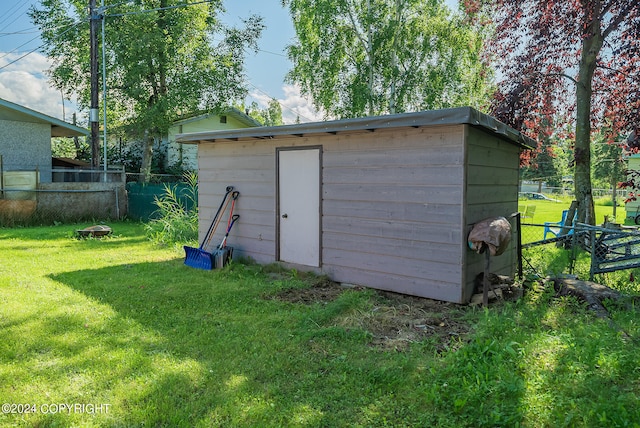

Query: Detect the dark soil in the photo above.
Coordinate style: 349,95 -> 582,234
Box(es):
269,277 -> 473,352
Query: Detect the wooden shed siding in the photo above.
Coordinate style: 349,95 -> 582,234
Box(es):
320,126 -> 465,301
324,265 -> 458,302
197,140 -> 278,262
462,127 -> 521,301
322,199 -> 461,223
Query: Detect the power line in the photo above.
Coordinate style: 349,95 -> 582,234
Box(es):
0,28 -> 40,37
0,1 -> 315,125
206,34 -> 312,123
0,31 -> 44,62
0,19 -> 87,71
0,1 -> 31,31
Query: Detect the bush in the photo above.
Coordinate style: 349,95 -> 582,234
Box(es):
144,171 -> 198,245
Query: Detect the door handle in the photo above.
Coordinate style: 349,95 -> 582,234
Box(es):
281,213 -> 288,218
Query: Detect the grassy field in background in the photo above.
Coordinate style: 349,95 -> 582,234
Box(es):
1,222 -> 640,426
518,195 -> 625,226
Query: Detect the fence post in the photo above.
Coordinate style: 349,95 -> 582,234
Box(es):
114,187 -> 120,219
516,212 -> 523,279
590,228 -> 596,281
569,225 -> 577,275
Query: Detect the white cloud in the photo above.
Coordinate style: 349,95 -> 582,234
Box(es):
0,52 -> 323,128
250,83 -> 325,125
0,51 -> 79,122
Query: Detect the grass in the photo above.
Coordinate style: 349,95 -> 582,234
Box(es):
518,195 -> 625,226
1,222 -> 640,426
519,196 -> 640,284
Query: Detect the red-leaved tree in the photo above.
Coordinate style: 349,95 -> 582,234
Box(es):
464,0 -> 640,224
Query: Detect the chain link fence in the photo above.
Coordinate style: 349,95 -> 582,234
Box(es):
521,220 -> 640,288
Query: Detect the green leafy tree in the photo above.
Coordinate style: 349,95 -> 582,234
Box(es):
30,0 -> 263,182
592,138 -> 625,192
282,0 -> 492,119
244,99 -> 284,126
521,133 -> 561,189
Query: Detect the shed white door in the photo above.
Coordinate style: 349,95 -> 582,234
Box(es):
278,148 -> 320,267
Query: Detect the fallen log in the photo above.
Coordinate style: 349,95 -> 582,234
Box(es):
553,278 -> 624,319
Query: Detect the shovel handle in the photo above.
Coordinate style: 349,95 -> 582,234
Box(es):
219,215 -> 240,249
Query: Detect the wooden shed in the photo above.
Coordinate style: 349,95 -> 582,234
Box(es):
177,107 -> 535,303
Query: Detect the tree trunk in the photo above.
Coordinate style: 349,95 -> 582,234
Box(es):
574,14 -> 603,225
139,130 -> 154,183
366,0 -> 374,116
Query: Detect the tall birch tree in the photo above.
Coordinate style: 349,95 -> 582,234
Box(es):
282,0 -> 492,119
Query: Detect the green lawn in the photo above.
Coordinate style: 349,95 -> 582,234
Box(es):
1,222 -> 640,427
518,196 -> 624,226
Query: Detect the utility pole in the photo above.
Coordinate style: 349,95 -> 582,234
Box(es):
89,0 -> 100,169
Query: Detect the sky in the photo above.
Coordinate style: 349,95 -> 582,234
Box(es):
0,0 -> 458,125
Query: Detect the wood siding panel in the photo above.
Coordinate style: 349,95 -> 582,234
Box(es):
327,148 -> 464,168
324,217 -> 463,246
323,265 -> 462,302
320,126 -> 466,301
323,232 -> 461,265
197,142 -> 277,261
324,165 -> 464,186
467,165 -> 519,186
466,185 -> 518,205
323,199 -> 460,223
324,184 -> 462,205
324,249 -> 461,284
463,127 -> 521,302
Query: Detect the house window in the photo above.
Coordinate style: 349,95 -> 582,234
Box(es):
220,115 -> 227,124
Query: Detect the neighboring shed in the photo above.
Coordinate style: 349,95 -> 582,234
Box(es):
165,108 -> 261,170
178,107 -> 535,303
0,98 -> 88,183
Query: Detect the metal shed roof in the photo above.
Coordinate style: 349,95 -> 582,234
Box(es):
0,98 -> 89,138
176,107 -> 537,149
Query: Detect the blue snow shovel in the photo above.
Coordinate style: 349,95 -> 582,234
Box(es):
183,186 -> 233,270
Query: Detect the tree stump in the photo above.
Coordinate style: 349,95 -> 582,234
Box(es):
553,278 -> 624,319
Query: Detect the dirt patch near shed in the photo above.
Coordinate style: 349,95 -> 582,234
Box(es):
270,278 -> 472,352
341,290 -> 472,352
271,278 -> 346,304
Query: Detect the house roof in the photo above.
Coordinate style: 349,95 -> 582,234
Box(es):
52,157 -> 91,167
176,107 -> 537,150
0,98 -> 89,137
173,107 -> 262,128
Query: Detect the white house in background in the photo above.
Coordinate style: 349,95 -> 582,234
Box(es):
165,108 -> 261,171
